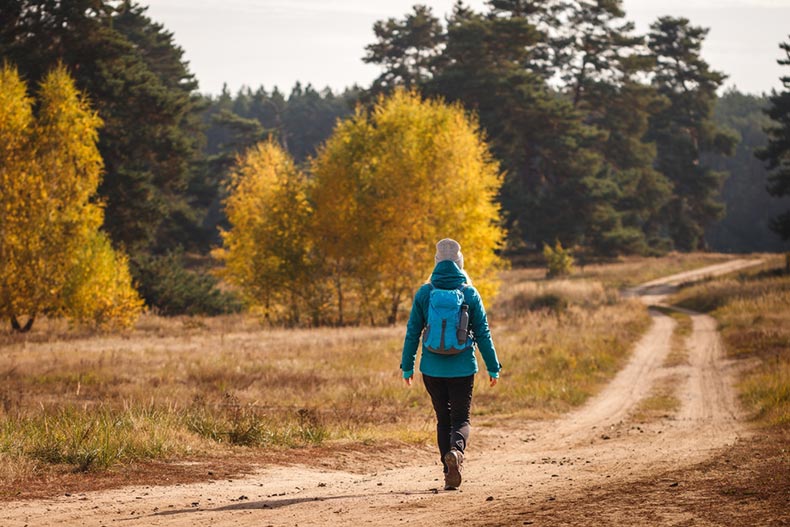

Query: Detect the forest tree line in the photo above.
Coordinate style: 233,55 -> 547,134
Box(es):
1,0 -> 789,323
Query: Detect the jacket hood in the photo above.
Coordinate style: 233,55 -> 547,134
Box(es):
430,260 -> 468,289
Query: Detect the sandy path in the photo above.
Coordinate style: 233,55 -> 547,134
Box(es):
0,259 -> 763,527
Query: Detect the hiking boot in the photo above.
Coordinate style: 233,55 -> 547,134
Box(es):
443,449 -> 463,490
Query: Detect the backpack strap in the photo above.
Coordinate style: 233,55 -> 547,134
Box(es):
428,283 -> 467,292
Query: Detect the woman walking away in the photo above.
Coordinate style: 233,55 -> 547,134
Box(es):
401,238 -> 501,491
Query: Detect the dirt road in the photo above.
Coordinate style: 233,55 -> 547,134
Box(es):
0,259 -> 769,526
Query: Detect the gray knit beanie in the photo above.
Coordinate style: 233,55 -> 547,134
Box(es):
435,238 -> 464,269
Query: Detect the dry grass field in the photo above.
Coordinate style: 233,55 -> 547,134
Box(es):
672,254 -> 790,427
0,253 -> 747,496
510,251 -> 734,288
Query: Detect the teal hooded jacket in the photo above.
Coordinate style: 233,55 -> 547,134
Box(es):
401,260 -> 501,379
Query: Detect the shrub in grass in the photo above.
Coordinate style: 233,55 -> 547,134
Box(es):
493,280 -> 617,317
741,362 -> 790,426
185,396 -> 326,447
296,408 -> 327,443
529,294 -> 569,313
543,241 -> 573,278
0,406 -> 181,471
133,250 -> 242,316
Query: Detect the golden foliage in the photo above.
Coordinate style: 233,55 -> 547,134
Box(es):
216,91 -> 506,325
61,231 -> 144,329
543,240 -> 574,278
216,139 -> 320,324
0,62 -> 42,320
0,63 -> 142,330
311,89 -> 506,323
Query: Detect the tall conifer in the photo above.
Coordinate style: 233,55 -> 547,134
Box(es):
646,17 -> 737,250
756,36 -> 790,240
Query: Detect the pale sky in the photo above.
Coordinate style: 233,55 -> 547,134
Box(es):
142,0 -> 790,96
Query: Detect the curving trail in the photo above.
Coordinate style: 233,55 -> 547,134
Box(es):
0,260 -> 763,527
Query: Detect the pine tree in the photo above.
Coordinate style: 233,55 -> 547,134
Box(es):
646,16 -> 737,250
486,0 -> 559,79
554,0 -> 645,108
707,90 -> 790,251
756,36 -> 790,240
363,4 -> 446,93
425,3 -> 604,249
550,0 -> 671,254
108,1 -> 204,252
0,0 -> 204,255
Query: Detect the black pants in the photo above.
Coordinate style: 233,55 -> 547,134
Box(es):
422,374 -> 475,473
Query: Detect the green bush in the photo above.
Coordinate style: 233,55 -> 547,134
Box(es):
132,250 -> 242,316
0,406 -> 177,471
529,293 -> 569,313
185,395 -> 327,447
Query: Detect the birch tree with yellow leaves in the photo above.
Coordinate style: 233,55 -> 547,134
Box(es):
217,91 -> 504,326
215,139 -> 321,325
311,89 -> 506,324
0,64 -> 142,331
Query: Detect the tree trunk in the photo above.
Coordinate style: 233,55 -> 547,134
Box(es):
388,289 -> 402,326
10,314 -> 35,333
289,290 -> 300,326
335,277 -> 344,326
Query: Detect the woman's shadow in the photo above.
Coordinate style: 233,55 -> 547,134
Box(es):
148,488 -> 441,517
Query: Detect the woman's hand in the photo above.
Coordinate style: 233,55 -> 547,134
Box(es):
403,375 -> 413,387
489,376 -> 498,387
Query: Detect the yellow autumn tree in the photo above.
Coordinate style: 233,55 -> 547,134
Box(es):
0,63 -> 142,331
0,63 -> 39,331
311,89 -> 506,324
215,139 -> 320,324
61,231 -> 143,328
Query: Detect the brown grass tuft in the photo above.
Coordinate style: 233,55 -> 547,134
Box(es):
671,255 -> 790,428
